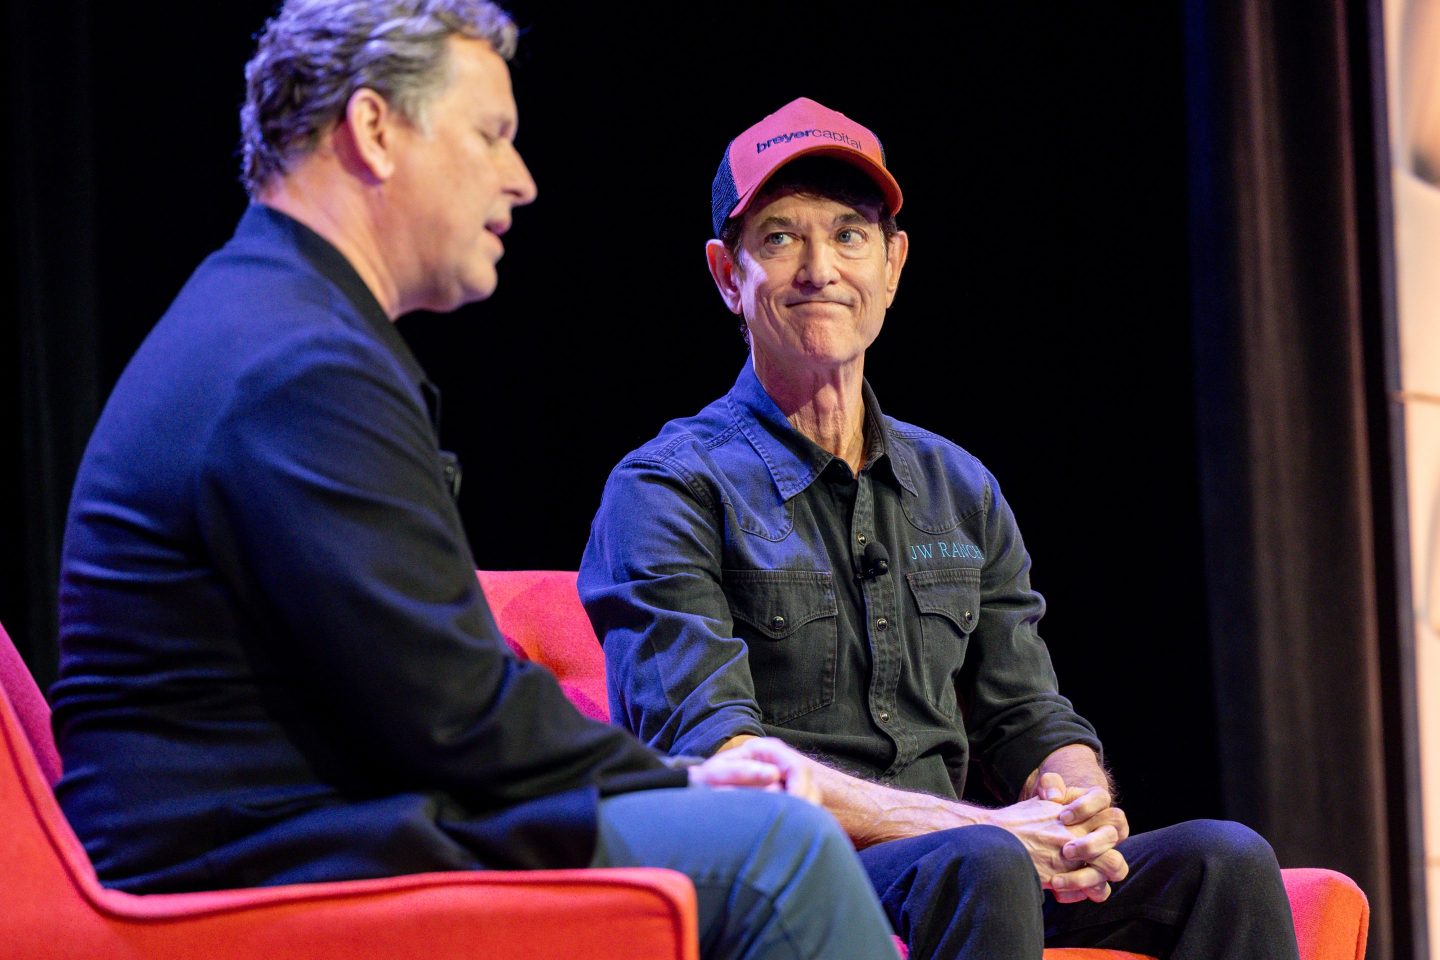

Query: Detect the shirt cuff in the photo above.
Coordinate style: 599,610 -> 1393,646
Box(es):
597,766 -> 690,797
662,754 -> 706,769
989,728 -> 1104,802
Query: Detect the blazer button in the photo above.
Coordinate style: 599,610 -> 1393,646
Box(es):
879,711 -> 891,723
962,609 -> 974,624
771,615 -> 786,630
876,617 -> 889,631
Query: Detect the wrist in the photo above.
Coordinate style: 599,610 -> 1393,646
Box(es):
944,799 -> 991,830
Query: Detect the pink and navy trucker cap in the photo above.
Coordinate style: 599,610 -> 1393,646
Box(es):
711,97 -> 904,237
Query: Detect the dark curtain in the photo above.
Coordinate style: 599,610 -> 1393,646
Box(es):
1186,1 -> 1422,958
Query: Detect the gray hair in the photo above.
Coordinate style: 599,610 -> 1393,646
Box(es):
240,0 -> 518,196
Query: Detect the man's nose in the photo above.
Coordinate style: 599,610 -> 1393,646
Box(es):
795,242 -> 838,287
505,142 -> 538,207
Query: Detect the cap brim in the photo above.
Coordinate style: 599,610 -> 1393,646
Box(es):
728,144 -> 905,225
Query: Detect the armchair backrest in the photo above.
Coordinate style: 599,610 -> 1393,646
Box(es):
0,622 -> 61,786
476,570 -> 610,721
0,617 -> 128,949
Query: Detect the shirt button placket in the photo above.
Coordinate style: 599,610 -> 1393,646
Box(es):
856,472 -> 900,752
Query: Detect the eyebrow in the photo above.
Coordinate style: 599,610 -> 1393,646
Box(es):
754,215 -> 798,233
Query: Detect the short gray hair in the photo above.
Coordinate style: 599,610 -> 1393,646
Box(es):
240,0 -> 518,196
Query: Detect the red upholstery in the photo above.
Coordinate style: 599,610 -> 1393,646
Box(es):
480,568 -> 613,720
1282,868 -> 1370,960
479,570 -> 1373,960
0,618 -> 697,960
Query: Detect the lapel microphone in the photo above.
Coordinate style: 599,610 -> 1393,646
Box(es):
857,541 -> 891,581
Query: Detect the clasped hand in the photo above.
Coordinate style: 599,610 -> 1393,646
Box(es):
992,772 -> 1130,903
686,737 -> 822,804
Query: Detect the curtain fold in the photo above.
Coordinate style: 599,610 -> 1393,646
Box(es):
1186,2 -> 1419,958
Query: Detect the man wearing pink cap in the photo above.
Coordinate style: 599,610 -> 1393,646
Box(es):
581,97 -> 1300,959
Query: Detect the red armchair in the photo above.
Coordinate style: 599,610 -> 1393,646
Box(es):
0,618 -> 697,960
479,569 -> 1372,960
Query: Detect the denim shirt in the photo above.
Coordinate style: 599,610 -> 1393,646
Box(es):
580,361 -> 1101,803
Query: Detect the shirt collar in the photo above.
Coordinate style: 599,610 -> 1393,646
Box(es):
238,203 -> 442,430
725,359 -> 918,500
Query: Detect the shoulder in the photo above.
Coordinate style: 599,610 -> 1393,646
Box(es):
596,386 -> 801,534
160,239 -> 417,411
606,393 -> 747,482
883,414 -> 996,505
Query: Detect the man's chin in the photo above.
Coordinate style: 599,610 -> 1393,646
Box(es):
420,274 -> 499,315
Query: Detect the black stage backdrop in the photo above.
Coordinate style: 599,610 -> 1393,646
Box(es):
0,2 -> 1415,955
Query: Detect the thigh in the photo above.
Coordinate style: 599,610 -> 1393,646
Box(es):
857,823 -> 1034,892
859,826 -> 1044,960
592,787 -> 817,883
1043,819 -> 1287,954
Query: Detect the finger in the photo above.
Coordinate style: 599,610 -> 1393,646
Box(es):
1068,803 -> 1130,835
690,759 -> 782,788
1061,824 -> 1119,862
1057,786 -> 1111,825
1052,887 -> 1090,904
731,738 -> 800,770
781,762 -> 822,804
1085,848 -> 1129,883
1050,864 -> 1106,894
1037,771 -> 1067,802
1082,881 -> 1113,903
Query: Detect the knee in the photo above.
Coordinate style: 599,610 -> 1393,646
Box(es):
757,792 -> 855,860
1161,819 -> 1283,886
763,790 -> 840,835
929,824 -> 1038,895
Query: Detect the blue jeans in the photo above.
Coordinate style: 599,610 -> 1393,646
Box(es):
591,788 -> 897,960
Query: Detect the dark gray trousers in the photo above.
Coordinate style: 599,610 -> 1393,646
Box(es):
859,818 -> 1302,960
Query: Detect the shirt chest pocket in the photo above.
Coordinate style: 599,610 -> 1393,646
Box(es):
904,567 -> 981,719
725,570 -> 837,725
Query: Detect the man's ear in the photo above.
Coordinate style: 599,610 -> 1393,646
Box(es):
884,229 -> 910,308
335,87 -> 400,183
705,239 -> 744,315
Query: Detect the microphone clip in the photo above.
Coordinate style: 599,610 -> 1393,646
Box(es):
856,541 -> 891,582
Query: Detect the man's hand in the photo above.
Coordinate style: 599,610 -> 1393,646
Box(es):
688,736 -> 822,804
706,734 -> 1128,898
1029,771 -> 1129,903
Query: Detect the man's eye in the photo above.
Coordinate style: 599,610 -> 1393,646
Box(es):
837,228 -> 864,244
764,233 -> 791,247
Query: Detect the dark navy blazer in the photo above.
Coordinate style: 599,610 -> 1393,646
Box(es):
51,205 -> 681,893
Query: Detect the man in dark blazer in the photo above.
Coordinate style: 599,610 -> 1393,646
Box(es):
47,3 -> 898,957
